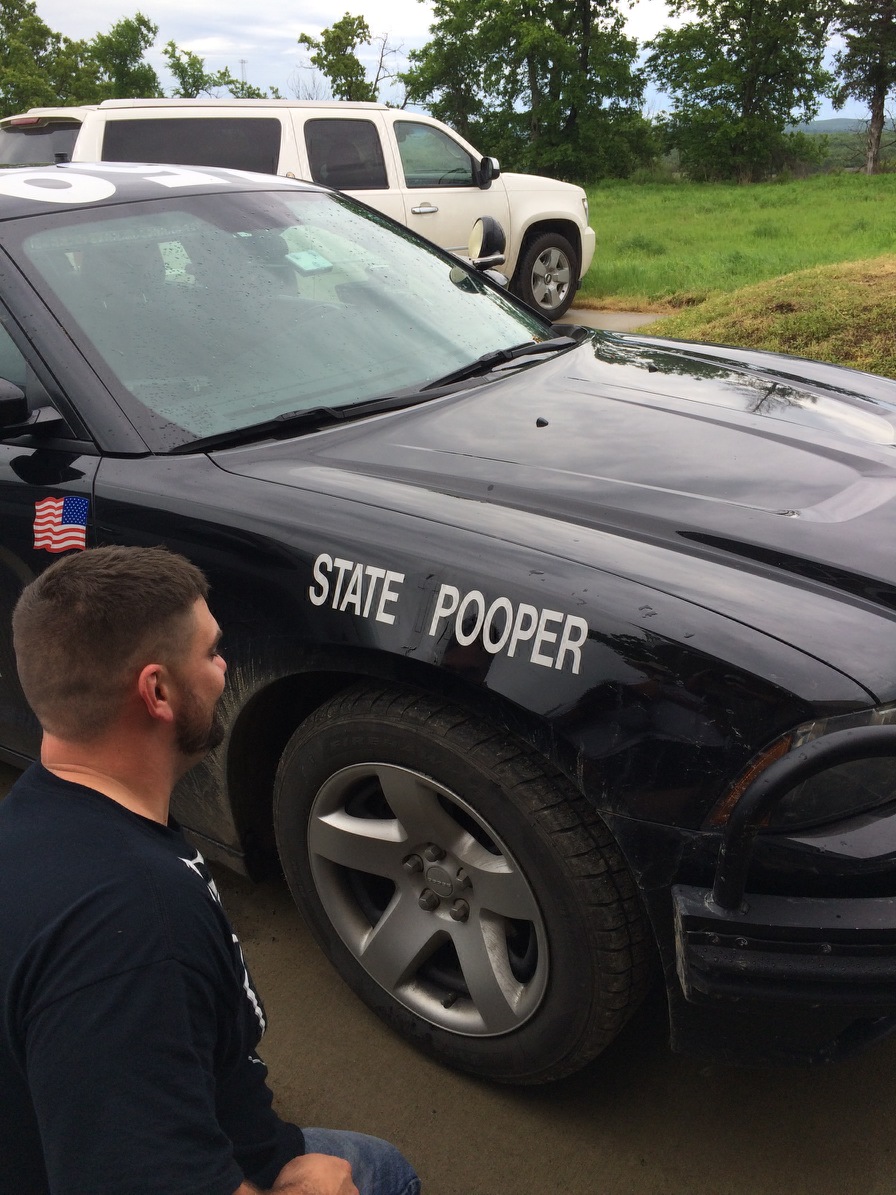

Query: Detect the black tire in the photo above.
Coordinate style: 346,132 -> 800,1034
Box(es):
273,685 -> 650,1084
512,231 -> 578,319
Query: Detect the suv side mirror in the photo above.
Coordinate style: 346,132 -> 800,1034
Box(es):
0,379 -> 27,428
468,217 -> 506,269
477,156 -> 501,189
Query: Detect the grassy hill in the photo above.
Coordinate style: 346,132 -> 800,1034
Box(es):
645,256 -> 896,380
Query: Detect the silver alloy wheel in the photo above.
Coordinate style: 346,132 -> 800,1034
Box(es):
306,761 -> 549,1036
530,244 -> 573,311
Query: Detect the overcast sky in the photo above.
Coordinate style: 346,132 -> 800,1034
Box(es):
35,0 -> 856,121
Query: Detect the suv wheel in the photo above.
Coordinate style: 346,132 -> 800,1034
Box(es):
513,232 -> 578,319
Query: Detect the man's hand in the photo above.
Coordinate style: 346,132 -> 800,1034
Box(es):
272,1153 -> 357,1194
235,1152 -> 359,1195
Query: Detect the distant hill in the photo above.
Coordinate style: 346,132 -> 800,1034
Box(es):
792,118 -> 867,134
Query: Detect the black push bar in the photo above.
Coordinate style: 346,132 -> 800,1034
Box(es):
712,724 -> 896,911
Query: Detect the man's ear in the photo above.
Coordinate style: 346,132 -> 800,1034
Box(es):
136,663 -> 176,724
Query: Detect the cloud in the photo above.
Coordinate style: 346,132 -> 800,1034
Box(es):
34,0 -> 435,93
29,0 -> 861,120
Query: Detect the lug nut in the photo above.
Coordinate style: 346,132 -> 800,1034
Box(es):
418,888 -> 440,911
402,854 -> 423,873
449,899 -> 470,923
455,867 -> 471,888
423,843 -> 446,862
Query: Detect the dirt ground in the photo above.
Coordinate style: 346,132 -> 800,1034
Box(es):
3,758 -> 895,1195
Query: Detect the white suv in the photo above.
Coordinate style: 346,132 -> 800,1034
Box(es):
0,100 -> 595,318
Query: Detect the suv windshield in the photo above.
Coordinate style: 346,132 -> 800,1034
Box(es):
15,185 -> 549,451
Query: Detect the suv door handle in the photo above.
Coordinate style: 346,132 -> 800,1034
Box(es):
411,203 -> 439,215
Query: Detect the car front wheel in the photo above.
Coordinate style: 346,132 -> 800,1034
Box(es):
273,685 -> 650,1083
513,231 -> 578,319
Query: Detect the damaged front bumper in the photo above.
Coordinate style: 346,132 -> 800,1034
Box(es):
666,884 -> 896,1066
673,886 -> 896,1006
620,725 -> 896,1064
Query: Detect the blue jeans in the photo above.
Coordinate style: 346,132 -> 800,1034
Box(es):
301,1127 -> 421,1195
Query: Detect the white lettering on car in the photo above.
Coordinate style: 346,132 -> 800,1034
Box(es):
507,603 -> 539,659
454,590 -> 486,646
481,596 -> 514,654
308,553 -> 405,625
0,171 -> 116,204
308,554 -> 590,675
0,165 -> 241,207
144,167 -> 236,190
428,584 -> 460,635
531,608 -> 565,668
428,583 -> 589,675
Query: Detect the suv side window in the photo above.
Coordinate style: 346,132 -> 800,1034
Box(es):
102,118 -> 282,173
395,122 -> 475,188
304,119 -> 388,190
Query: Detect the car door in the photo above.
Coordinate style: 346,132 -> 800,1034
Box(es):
0,322 -> 99,761
390,118 -> 511,255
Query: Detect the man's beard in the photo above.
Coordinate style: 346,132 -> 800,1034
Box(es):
175,688 -> 226,758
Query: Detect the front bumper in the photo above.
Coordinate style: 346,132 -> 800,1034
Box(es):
609,725 -> 896,1064
673,886 -> 896,1006
580,225 -> 596,277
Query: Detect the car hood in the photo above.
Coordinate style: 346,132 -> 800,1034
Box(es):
500,171 -> 587,200
212,332 -> 896,689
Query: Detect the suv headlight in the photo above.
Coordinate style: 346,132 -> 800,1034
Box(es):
582,196 -> 589,223
707,704 -> 896,831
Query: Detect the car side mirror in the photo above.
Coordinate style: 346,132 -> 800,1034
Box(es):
477,156 -> 501,189
468,216 -> 506,270
0,379 -> 27,428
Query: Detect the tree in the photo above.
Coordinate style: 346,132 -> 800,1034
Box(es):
163,42 -> 217,98
0,0 -> 96,115
297,13 -> 377,102
832,0 -> 896,172
645,0 -> 833,182
401,0 -> 655,181
88,13 -> 162,99
162,42 -> 278,99
0,4 -> 165,116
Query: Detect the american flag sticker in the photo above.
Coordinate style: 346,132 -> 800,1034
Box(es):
32,495 -> 89,553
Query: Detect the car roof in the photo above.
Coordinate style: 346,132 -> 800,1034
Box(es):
2,99 -> 389,124
96,98 -> 389,111
0,162 -> 320,220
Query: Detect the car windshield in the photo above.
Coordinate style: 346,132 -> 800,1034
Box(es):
14,185 -> 549,451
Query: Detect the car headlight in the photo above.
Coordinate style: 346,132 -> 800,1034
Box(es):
582,196 -> 589,223
706,704 -> 896,831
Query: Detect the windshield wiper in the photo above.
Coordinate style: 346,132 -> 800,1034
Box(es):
169,389 -> 454,455
169,405 -> 350,454
421,335 -> 580,391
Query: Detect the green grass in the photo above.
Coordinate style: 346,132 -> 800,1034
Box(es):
580,174 -> 896,309
646,256 -> 896,379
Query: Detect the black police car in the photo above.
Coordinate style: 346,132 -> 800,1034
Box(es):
1,164 -> 895,1083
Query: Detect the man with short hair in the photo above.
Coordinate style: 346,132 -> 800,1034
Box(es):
0,545 -> 420,1195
